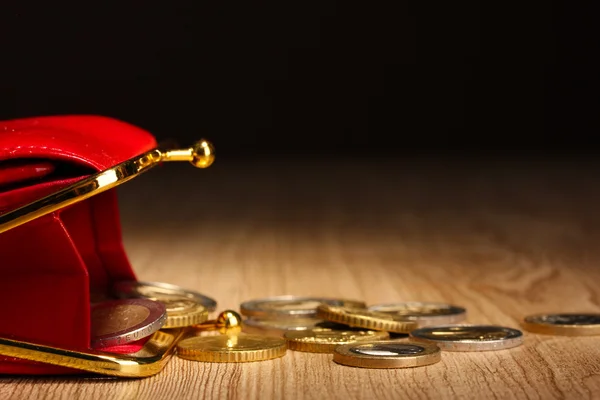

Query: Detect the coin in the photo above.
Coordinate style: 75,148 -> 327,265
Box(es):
410,324 -> 523,351
112,281 -> 217,312
285,328 -> 389,353
368,302 -> 467,326
157,295 -> 209,328
333,341 -> 441,368
316,304 -> 418,334
240,296 -> 367,319
242,317 -> 325,337
177,334 -> 287,362
522,313 -> 600,336
90,298 -> 167,349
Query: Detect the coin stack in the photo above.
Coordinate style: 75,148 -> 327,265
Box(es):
88,281 -> 217,352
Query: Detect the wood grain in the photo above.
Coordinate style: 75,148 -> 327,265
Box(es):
2,156 -> 600,399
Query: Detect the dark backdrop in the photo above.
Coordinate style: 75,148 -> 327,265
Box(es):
0,2 -> 597,156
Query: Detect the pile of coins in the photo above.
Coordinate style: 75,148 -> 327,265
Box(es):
2,280 -> 599,376
93,287 -> 600,369
239,296 -> 367,337
228,296 -> 600,368
87,281 -> 218,351
235,297 -> 489,367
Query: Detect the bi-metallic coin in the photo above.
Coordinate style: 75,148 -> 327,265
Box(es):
522,313 -> 600,336
240,296 -> 366,319
333,340 -> 441,368
368,302 -> 466,326
112,280 -> 217,312
285,327 -> 389,353
177,334 -> 287,362
90,298 -> 167,349
410,324 -> 523,351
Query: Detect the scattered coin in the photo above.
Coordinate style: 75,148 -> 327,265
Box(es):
522,313 -> 600,336
285,328 -> 389,353
333,341 -> 441,368
410,324 -> 523,351
368,302 -> 466,326
112,281 -> 217,312
316,304 -> 418,334
242,317 -> 325,337
177,334 -> 287,362
157,295 -> 209,328
240,296 -> 366,319
90,298 -> 167,349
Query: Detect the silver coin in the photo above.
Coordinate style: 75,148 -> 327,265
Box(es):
242,317 -> 325,337
240,295 -> 366,319
368,302 -> 466,326
410,324 -> 523,351
350,343 -> 425,356
112,281 -> 217,312
90,298 -> 167,349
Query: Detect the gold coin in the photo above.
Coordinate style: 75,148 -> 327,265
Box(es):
177,334 -> 287,362
410,325 -> 523,351
522,313 -> 600,336
368,302 -> 466,326
333,340 -> 441,369
316,305 -> 418,334
284,328 -> 389,353
155,295 -> 209,328
240,296 -> 367,319
163,297 -> 198,313
112,281 -> 217,311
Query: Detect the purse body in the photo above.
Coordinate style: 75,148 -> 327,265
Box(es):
0,115 -> 157,374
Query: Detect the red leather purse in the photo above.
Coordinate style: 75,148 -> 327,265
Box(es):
0,115 -> 167,375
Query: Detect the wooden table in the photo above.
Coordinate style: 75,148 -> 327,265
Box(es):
2,155 -> 600,399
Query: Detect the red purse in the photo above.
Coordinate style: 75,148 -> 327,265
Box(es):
0,115 -> 211,375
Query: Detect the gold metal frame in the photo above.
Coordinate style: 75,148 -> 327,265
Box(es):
0,140 -> 214,234
0,329 -> 187,377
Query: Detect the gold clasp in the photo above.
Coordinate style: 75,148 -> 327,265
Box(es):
160,139 -> 215,168
0,140 -> 215,234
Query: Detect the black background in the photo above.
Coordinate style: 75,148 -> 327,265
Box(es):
0,2 -> 597,157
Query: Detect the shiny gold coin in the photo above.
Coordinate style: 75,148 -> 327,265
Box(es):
240,296 -> 367,319
410,325 -> 523,351
112,281 -> 217,311
176,334 -> 287,362
284,328 -> 389,353
155,295 -> 209,328
522,313 -> 600,336
368,302 -> 467,327
316,305 -> 418,334
333,340 -> 441,369
163,297 -> 198,313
